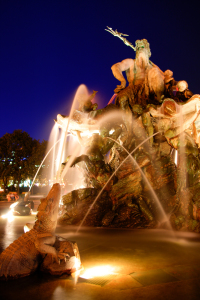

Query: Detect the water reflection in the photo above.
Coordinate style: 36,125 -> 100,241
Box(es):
1,218 -> 200,300
1,215 -> 34,250
4,219 -> 16,249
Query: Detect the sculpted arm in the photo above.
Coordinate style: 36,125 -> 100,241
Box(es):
35,234 -> 58,258
111,58 -> 134,92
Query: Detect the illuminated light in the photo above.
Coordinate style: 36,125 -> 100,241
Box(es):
109,129 -> 115,134
24,224 -> 31,233
80,265 -> 114,279
75,185 -> 85,190
24,223 -> 34,233
80,129 -> 99,138
1,214 -> 7,219
71,257 -> 82,285
24,179 -> 31,187
59,198 -> 63,206
10,202 -> 18,209
73,257 -> 81,272
1,202 -> 18,222
1,211 -> 14,222
174,150 -> 178,165
7,211 -> 14,222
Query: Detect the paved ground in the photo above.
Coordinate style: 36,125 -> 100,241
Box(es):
0,215 -> 200,300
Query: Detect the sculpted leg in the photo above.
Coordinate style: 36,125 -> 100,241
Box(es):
142,112 -> 154,146
118,95 -> 133,138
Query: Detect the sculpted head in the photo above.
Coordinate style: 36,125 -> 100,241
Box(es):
177,80 -> 188,92
135,39 -> 151,58
34,183 -> 61,232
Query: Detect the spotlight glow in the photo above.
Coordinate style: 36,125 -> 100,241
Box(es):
79,265 -> 114,279
9,202 -> 18,209
174,149 -> 178,165
1,210 -> 14,222
80,129 -> 99,138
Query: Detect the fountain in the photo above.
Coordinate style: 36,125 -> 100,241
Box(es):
1,28 -> 200,286
53,28 -> 200,233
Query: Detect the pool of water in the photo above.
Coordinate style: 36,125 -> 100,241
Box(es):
1,215 -> 200,300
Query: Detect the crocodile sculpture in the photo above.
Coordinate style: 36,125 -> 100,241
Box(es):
0,183 -> 81,279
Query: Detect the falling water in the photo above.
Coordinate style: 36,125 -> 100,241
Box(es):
48,123 -> 60,183
76,132 -> 162,233
28,138 -> 61,193
177,105 -> 187,189
56,85 -> 90,182
55,130 -> 66,177
29,85 -> 96,193
59,143 -> 82,181
106,137 -> 172,229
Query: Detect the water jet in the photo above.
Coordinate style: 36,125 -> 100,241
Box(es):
55,31 -> 200,233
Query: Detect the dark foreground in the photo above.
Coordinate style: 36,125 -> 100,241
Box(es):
1,214 -> 200,300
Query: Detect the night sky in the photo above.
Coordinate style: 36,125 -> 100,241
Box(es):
1,0 -> 200,141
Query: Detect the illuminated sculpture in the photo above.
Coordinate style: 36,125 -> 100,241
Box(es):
56,28 -> 200,232
0,184 -> 81,279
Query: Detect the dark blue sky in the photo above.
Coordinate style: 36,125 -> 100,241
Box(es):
1,0 -> 200,141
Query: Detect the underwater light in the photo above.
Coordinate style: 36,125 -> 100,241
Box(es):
79,265 -> 114,279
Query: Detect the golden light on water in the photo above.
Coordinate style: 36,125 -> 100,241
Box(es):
1,210 -> 14,222
79,265 -> 115,279
10,202 -> 18,209
1,201 -> 36,223
74,257 -> 81,271
1,202 -> 18,222
71,257 -> 82,285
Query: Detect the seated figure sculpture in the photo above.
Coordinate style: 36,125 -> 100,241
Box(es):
111,38 -> 165,102
56,30 -> 200,232
107,27 -> 192,108
107,28 -> 197,147
106,28 -> 176,142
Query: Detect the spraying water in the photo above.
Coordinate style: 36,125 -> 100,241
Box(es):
106,137 -> 172,229
177,105 -> 187,190
60,143 -> 82,181
49,124 -> 60,182
76,132 -> 161,233
56,85 -> 90,181
28,138 -> 61,193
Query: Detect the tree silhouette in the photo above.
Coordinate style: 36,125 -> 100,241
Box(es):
0,130 -> 47,193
